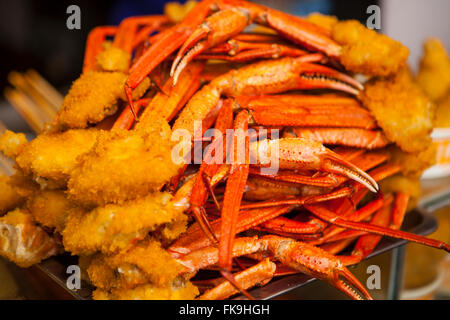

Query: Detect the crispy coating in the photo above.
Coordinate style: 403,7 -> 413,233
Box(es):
379,174 -> 421,210
305,13 -> 338,34
27,190 -> 74,233
416,38 -> 450,102
15,129 -> 99,185
435,92 -> 450,127
62,191 -> 183,255
332,20 -> 409,77
87,239 -> 182,290
54,71 -> 126,129
164,0 -> 198,23
67,122 -> 180,206
0,130 -> 28,158
92,280 -> 199,300
96,46 -> 131,73
0,174 -> 24,215
361,69 -> 434,153
0,209 -> 61,267
388,145 -> 436,178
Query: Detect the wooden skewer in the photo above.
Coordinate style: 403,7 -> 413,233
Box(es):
4,87 -> 46,133
8,71 -> 55,122
0,121 -> 15,176
25,69 -> 63,112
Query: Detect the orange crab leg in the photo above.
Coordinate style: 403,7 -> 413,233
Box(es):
249,137 -> 379,193
190,100 -> 234,242
219,110 -> 250,271
82,26 -> 117,72
198,258 -> 276,300
315,194 -> 391,245
124,0 -> 215,117
113,15 -> 170,55
391,192 -> 410,230
291,128 -> 390,149
351,198 -> 394,260
112,98 -> 151,130
304,204 -> 450,253
170,0 -> 342,83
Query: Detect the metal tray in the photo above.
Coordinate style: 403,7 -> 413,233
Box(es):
34,206 -> 438,300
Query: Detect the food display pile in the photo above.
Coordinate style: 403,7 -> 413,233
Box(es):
0,0 -> 449,300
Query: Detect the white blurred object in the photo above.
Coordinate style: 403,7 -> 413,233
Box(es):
422,128 -> 450,179
381,0 -> 450,73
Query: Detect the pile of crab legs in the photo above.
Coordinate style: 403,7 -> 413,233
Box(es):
82,0 -> 449,300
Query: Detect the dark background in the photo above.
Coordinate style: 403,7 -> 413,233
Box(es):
0,0 -> 377,92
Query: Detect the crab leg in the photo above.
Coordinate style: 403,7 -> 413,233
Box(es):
170,0 -> 342,82
291,128 -> 390,149
124,0 -> 215,116
198,258 -> 276,300
172,55 -> 363,147
249,137 -> 379,193
218,110 -> 250,295
305,204 -> 450,252
83,26 -> 117,72
190,99 -> 234,242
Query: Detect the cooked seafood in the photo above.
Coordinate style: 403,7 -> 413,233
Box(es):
0,0 -> 447,301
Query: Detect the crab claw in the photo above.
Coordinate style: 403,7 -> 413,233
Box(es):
171,8 -> 250,84
296,61 -> 363,95
262,235 -> 373,300
249,137 -> 378,193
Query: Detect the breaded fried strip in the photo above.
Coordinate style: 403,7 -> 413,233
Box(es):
0,209 -> 61,267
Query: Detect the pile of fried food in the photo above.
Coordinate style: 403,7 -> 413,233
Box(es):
1,0 -> 449,300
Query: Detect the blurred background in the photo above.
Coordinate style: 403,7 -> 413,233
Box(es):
0,0 -> 449,300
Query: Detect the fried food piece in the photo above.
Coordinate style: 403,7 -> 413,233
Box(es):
332,20 -> 409,77
63,191 -> 183,255
0,130 -> 27,158
7,170 -> 39,198
164,0 -> 198,23
388,145 -> 436,178
435,92 -> 450,127
0,174 -> 24,215
68,122 -> 180,206
87,239 -> 183,290
53,71 -> 126,129
0,209 -> 61,267
416,38 -> 450,102
96,46 -> 131,73
52,69 -> 150,130
305,13 -> 338,34
14,129 -> 99,186
27,190 -> 74,233
92,279 -> 199,300
361,68 -> 434,153
379,174 -> 421,210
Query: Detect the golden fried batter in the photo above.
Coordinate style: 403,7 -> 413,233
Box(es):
305,13 -> 338,34
388,145 -> 436,178
0,209 -> 61,267
416,38 -> 450,102
63,191 -> 183,255
14,129 -> 100,186
54,71 -> 126,129
361,68 -> 434,153
332,20 -> 409,77
87,239 -> 182,290
68,122 -> 180,206
27,190 -> 74,233
0,174 -> 24,215
435,92 -> 450,127
92,280 -> 198,300
96,46 -> 131,73
379,174 -> 421,210
0,130 -> 27,158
